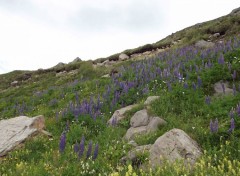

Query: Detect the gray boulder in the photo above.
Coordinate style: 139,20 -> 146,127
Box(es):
195,40 -> 214,49
130,109 -> 149,127
214,81 -> 233,95
108,104 -> 138,125
147,117 -> 166,132
149,128 -> 202,168
144,96 -> 160,106
125,126 -> 148,141
119,53 -> 130,61
11,80 -> 18,86
0,115 -> 48,156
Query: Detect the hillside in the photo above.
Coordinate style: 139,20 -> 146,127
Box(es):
0,7 -> 240,175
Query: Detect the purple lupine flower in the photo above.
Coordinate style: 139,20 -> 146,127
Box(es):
221,83 -> 225,94
59,132 -> 66,153
111,116 -> 117,126
93,143 -> 99,160
183,82 -> 188,89
205,95 -> 211,105
218,54 -> 225,65
210,119 -> 218,133
228,118 -> 235,133
197,76 -> 202,88
74,142 -> 79,153
229,110 -> 234,119
86,141 -> 93,159
78,136 -> 85,158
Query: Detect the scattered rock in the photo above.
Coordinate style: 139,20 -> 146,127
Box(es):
53,62 -> 65,68
11,81 -> 18,86
147,117 -> 166,133
195,40 -> 215,49
125,126 -> 148,141
68,70 -> 78,76
121,144 -> 152,165
213,33 -> 220,38
128,140 -> 138,147
144,96 -> 160,107
0,115 -> 49,156
101,74 -> 110,78
70,57 -> 82,64
56,71 -> 67,77
214,81 -> 233,95
130,109 -> 149,128
149,128 -> 202,168
108,104 -> 138,125
119,53 -> 130,61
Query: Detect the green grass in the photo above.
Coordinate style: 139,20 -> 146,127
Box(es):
0,14 -> 240,175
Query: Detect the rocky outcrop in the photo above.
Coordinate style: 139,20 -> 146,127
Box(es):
195,40 -> 214,49
0,115 -> 49,157
149,128 -> 202,168
108,104 -> 138,125
125,109 -> 166,140
119,53 -> 130,61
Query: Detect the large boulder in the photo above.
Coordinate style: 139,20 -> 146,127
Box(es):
108,104 -> 138,125
149,128 -> 202,168
144,96 -> 160,107
119,53 -> 130,61
0,115 -> 47,156
195,40 -> 214,49
130,109 -> 149,127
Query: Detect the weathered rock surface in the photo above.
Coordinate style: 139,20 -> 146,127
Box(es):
70,57 -> 82,63
149,128 -> 202,168
214,81 -> 233,95
11,81 -> 19,86
0,115 -> 46,156
125,126 -> 148,140
121,144 -> 152,164
119,53 -> 130,61
56,71 -> 67,77
108,104 -> 138,125
144,96 -> 160,106
195,40 -> 214,49
147,117 -> 166,132
130,109 -> 149,127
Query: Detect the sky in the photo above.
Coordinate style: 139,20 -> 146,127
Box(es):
0,0 -> 239,74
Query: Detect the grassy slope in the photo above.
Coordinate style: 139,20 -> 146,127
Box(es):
0,9 -> 240,176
